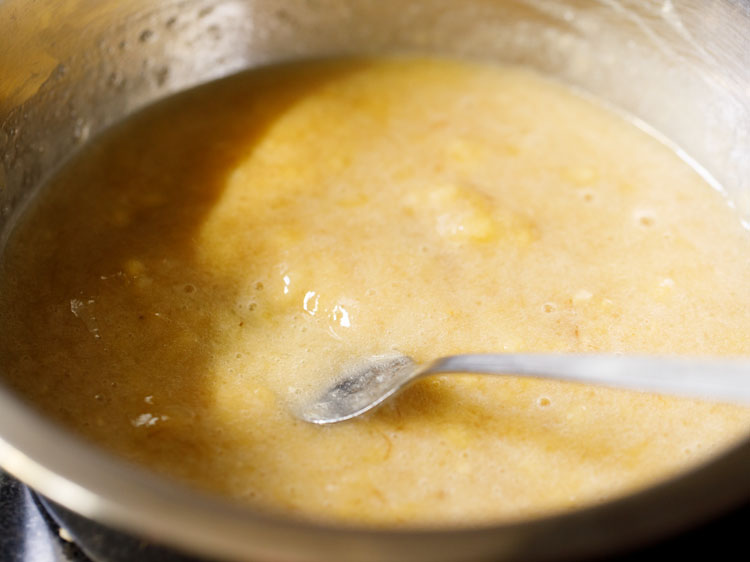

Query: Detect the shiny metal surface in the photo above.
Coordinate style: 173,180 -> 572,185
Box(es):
301,353 -> 750,424
1,1 -> 749,561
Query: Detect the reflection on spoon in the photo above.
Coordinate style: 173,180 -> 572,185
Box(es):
299,352 -> 750,424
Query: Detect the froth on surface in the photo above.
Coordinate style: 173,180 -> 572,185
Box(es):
1,57 -> 750,526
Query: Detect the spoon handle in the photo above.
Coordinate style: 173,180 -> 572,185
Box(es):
424,354 -> 750,404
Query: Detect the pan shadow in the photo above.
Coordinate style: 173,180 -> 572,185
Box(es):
0,58 -> 378,494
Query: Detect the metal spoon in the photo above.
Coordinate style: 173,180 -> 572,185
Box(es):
299,352 -> 750,424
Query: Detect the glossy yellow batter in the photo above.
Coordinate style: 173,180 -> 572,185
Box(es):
2,57 -> 750,526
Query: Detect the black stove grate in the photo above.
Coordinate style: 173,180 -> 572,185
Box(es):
0,471 -> 90,562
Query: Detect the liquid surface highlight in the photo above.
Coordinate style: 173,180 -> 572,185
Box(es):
2,57 -> 750,526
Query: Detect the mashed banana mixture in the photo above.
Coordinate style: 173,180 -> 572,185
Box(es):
2,57 -> 750,526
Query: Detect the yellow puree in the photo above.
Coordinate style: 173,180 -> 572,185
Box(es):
2,57 -> 750,526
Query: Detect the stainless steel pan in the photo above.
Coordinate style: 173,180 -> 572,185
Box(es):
1,1 -> 749,560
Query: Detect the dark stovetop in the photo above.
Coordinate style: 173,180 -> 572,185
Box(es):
0,469 -> 745,562
0,471 -> 88,562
